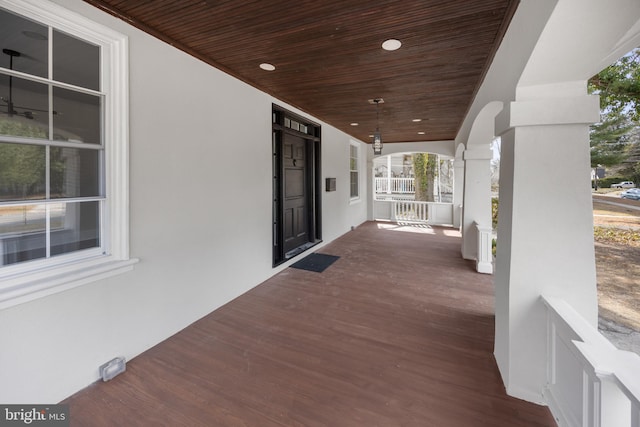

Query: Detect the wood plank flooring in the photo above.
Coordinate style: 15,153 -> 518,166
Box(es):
64,221 -> 557,426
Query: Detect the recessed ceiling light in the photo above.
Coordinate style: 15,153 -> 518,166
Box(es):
259,63 -> 276,71
382,39 -> 402,51
412,118 -> 422,122
350,122 -> 359,126
418,131 -> 426,135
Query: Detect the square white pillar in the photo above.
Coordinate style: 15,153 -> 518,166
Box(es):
461,148 -> 493,261
494,88 -> 600,403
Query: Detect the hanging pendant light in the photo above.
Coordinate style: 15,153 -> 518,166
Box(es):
2,48 -> 20,117
371,98 -> 383,155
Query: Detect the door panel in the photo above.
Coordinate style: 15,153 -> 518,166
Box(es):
295,206 -> 306,238
284,208 -> 294,240
285,169 -> 304,198
283,134 -> 308,253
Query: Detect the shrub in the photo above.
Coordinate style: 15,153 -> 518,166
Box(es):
491,197 -> 499,229
598,176 -> 631,188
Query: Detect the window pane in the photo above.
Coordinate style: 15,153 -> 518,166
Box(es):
53,87 -> 101,144
350,171 -> 358,197
0,8 -> 48,78
0,143 -> 46,201
51,201 -> 100,256
50,147 -> 101,198
0,204 -> 46,265
0,74 -> 49,138
53,30 -> 100,91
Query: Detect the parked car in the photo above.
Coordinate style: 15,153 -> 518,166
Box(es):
611,181 -> 636,188
620,188 -> 640,200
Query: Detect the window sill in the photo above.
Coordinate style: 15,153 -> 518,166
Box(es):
0,256 -> 139,310
349,197 -> 362,205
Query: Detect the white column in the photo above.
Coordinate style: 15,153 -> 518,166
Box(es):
386,155 -> 392,194
493,83 -> 600,403
366,157 -> 375,220
453,158 -> 464,228
461,147 -> 492,260
436,154 -> 441,201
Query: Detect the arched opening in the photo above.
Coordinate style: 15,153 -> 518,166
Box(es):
372,152 -> 454,226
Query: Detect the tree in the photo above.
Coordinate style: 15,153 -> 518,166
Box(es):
589,48 -> 640,121
0,118 -> 47,199
413,153 -> 438,202
589,48 -> 640,177
590,112 -> 634,167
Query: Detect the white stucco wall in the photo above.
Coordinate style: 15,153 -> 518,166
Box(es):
0,0 -> 367,403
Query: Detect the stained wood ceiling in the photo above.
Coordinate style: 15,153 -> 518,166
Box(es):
84,0 -> 518,144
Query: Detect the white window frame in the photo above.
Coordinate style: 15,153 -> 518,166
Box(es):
0,0 -> 137,309
349,141 -> 360,202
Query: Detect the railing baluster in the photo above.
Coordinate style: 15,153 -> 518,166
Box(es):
390,200 -> 429,224
375,178 -> 417,195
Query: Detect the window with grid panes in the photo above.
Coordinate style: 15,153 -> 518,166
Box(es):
0,0 -> 134,308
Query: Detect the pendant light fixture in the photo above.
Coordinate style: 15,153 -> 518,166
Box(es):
371,98 -> 383,155
2,48 -> 20,117
1,48 -> 48,119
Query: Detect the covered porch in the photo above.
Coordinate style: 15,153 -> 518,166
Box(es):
1,1 -> 640,426
65,221 -> 556,426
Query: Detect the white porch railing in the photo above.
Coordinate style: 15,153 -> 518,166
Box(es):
375,177 -> 415,194
543,296 -> 640,427
394,200 -> 428,224
373,200 -> 454,226
474,222 -> 493,274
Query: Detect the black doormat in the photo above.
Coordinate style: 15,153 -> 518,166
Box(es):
291,253 -> 340,273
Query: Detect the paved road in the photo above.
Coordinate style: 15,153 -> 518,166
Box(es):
600,318 -> 640,356
593,193 -> 640,211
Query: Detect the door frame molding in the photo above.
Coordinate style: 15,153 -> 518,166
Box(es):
272,104 -> 322,267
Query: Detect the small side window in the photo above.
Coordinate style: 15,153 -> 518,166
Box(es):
349,142 -> 360,200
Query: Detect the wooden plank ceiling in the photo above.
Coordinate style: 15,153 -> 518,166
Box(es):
84,0 -> 518,144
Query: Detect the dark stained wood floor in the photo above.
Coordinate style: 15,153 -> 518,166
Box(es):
65,221 -> 557,426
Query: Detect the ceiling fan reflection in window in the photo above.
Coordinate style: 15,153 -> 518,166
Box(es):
1,48 -> 58,120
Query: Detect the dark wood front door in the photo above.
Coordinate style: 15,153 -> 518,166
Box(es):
283,134 -> 308,253
272,105 -> 321,266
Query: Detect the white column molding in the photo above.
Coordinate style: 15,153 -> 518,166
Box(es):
475,222 -> 493,274
496,93 -> 601,134
463,147 -> 493,161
